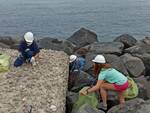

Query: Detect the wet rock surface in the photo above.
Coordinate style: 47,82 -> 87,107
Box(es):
0,48 -> 69,113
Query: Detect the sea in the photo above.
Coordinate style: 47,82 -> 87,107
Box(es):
0,0 -> 150,41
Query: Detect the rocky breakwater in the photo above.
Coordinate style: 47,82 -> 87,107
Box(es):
1,28 -> 150,113
0,48 -> 69,113
65,28 -> 150,113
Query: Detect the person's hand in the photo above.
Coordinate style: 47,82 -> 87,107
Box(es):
30,57 -> 36,66
79,86 -> 90,96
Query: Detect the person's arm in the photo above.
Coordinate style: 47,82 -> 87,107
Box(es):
86,71 -> 106,94
18,41 -> 26,56
87,80 -> 104,93
32,41 -> 40,58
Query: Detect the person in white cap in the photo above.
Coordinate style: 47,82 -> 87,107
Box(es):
80,55 -> 128,110
14,32 -> 40,67
69,54 -> 85,73
68,54 -> 86,90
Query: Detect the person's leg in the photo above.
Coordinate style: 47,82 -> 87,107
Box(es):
26,50 -> 33,59
14,56 -> 24,67
100,83 -> 115,106
24,50 -> 34,63
118,91 -> 125,104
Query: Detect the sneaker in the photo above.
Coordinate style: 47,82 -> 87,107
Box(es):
97,102 -> 107,110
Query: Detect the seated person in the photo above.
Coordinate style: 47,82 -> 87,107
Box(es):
14,32 -> 40,67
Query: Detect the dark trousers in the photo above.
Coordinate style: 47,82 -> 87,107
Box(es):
14,50 -> 33,67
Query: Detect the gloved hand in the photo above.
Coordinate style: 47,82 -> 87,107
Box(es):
30,57 -> 36,66
18,53 -> 23,57
79,86 -> 90,96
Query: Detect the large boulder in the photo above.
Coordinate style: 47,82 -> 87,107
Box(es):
72,104 -> 105,113
66,92 -> 79,113
0,36 -> 16,46
38,37 -> 76,55
0,36 -> 20,49
83,52 -> 96,74
120,54 -> 145,77
86,42 -> 124,55
140,37 -> 150,45
0,48 -> 68,113
107,98 -> 150,113
124,43 -> 150,54
133,53 -> 150,76
0,42 -> 10,48
134,76 -> 150,100
67,28 -> 98,49
114,34 -> 137,48
70,71 -> 96,92
104,54 -> 129,76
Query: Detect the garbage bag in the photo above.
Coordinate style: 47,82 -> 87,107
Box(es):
0,53 -> 10,72
73,87 -> 98,111
124,76 -> 139,99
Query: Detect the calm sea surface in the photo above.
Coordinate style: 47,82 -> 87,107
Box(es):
0,0 -> 150,41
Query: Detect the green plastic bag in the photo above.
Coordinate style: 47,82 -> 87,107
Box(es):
0,53 -> 10,72
124,76 -> 138,99
73,92 -> 98,111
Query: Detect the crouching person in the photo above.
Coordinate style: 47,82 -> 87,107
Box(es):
68,55 -> 86,90
14,32 -> 40,67
80,55 -> 129,110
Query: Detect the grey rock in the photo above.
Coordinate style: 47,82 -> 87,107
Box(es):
72,104 -> 104,113
120,54 -> 145,77
134,76 -> 150,100
141,37 -> 150,45
103,54 -> 119,63
83,52 -> 96,73
107,98 -> 145,113
107,98 -> 150,113
87,42 -> 124,55
124,44 -> 150,54
0,42 -> 10,48
70,71 -> 96,92
10,43 -> 20,50
133,53 -> 150,76
67,28 -> 98,49
104,54 -> 129,76
0,36 -> 16,46
38,37 -> 76,55
66,92 -> 79,113
138,100 -> 150,113
114,34 -> 137,48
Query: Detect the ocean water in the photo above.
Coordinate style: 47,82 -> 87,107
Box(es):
0,0 -> 150,41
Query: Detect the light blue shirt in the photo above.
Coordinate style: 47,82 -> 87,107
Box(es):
98,68 -> 127,85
